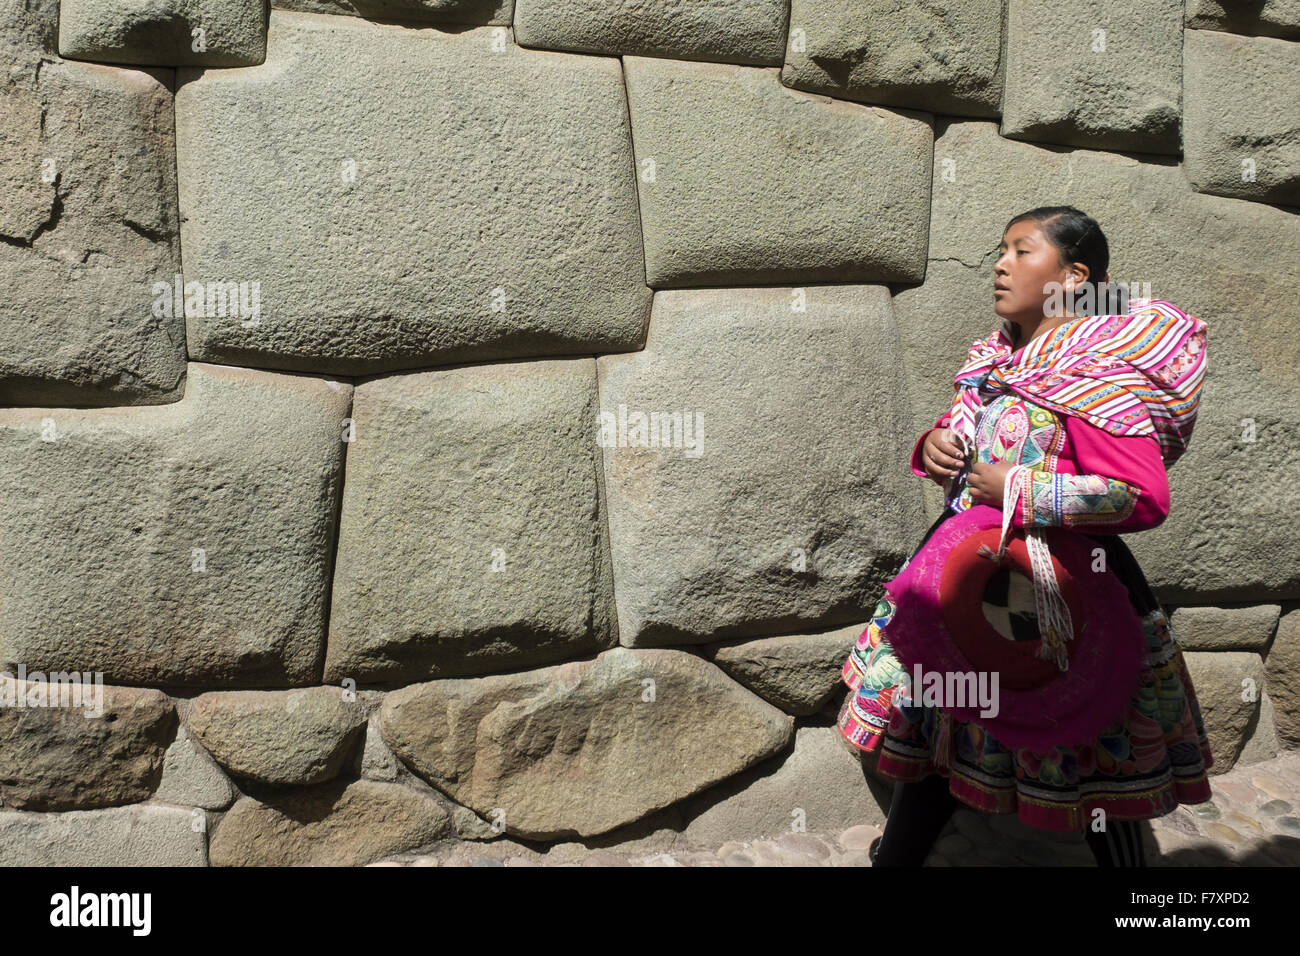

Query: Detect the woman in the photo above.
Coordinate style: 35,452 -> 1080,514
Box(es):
838,206 -> 1213,867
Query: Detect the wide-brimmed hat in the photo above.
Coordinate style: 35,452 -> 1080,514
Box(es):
882,503 -> 1146,751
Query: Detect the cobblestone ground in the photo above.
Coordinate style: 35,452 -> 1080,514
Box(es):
369,751 -> 1300,867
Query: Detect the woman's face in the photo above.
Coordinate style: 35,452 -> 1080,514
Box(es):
992,221 -> 1086,326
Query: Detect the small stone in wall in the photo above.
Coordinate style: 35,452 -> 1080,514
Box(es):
208,779 -> 453,866
0,681 -> 174,811
58,0 -> 268,67
187,686 -> 367,786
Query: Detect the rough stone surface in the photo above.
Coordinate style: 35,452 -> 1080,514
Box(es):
597,286 -> 927,647
0,363 -> 351,688
702,622 -> 864,716
1237,691 -> 1280,766
325,358 -> 616,683
209,779 -> 452,865
895,119 -> 1300,599
58,0 -> 268,67
360,712 -> 400,782
781,0 -> 1003,117
1185,0 -> 1300,42
1265,608 -> 1300,747
450,802 -> 502,840
678,723 -> 889,844
153,720 -> 238,810
272,0 -> 512,25
380,647 -> 795,840
514,0 -> 787,64
1169,605 -> 1280,652
187,687 -> 367,785
0,803 -> 207,865
1001,0 -> 1183,154
175,11 -> 650,376
1184,651 -> 1266,772
0,682 -> 174,810
1183,29 -> 1300,206
366,752 -> 1300,866
0,0 -> 59,57
623,55 -> 932,286
0,54 -> 185,406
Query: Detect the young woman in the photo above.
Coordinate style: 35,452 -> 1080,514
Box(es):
838,206 -> 1213,867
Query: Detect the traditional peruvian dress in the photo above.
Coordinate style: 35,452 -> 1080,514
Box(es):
837,302 -> 1214,833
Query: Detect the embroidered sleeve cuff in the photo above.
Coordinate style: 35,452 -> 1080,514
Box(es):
1019,471 -> 1141,529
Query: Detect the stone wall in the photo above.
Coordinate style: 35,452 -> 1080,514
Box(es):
0,0 -> 1296,865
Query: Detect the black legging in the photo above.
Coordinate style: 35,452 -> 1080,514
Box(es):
872,772 -> 1147,866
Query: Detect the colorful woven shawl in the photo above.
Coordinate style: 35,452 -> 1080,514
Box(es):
946,299 -> 1208,467
941,298 -> 1207,672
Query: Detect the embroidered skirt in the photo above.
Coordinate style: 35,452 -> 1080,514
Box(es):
837,504 -> 1214,833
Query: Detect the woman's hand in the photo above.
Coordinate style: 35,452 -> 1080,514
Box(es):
968,460 -> 1015,507
921,427 -> 967,481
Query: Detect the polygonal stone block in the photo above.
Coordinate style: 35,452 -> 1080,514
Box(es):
0,363 -> 351,687
0,58 -> 185,406
1001,0 -> 1182,154
175,11 -> 650,375
625,54 -> 933,286
324,358 -> 616,684
1185,0 -> 1300,42
1183,28 -> 1300,206
58,0 -> 268,67
514,0 -> 788,64
781,0 -> 1003,117
597,285 -> 928,647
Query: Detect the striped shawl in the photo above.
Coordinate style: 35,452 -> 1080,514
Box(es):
947,299 -> 1208,468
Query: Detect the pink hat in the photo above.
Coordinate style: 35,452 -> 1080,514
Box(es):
882,503 -> 1146,750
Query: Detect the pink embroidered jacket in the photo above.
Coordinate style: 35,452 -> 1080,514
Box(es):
910,394 -> 1170,535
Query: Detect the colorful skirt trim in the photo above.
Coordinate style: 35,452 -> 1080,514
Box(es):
837,511 -> 1215,834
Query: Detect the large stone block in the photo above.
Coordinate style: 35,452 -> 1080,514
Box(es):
597,286 -> 927,648
0,57 -> 185,406
324,358 -> 616,684
514,0 -> 787,64
1183,29 -> 1300,206
1170,604 -> 1280,652
380,647 -> 795,840
175,11 -> 649,376
0,803 -> 206,865
0,363 -> 351,688
678,723 -> 889,844
781,0 -> 1003,117
702,621 -> 864,716
209,779 -> 452,865
187,687 -> 367,785
1183,651 -> 1265,772
1185,0 -> 1300,42
896,119 -> 1300,600
153,719 -> 238,809
1001,0 -> 1182,154
58,0 -> 268,67
0,682 -> 174,810
0,0 -> 58,58
1265,606 -> 1300,747
272,0 -> 512,25
623,55 -> 932,286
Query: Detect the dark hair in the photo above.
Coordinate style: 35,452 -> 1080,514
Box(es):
1003,205 -> 1110,308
